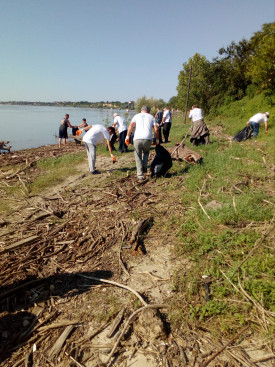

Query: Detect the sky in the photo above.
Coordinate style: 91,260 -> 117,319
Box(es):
0,0 -> 274,103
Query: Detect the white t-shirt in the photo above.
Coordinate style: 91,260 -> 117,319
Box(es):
163,109 -> 172,122
249,113 -> 268,124
131,112 -> 156,141
82,125 -> 110,145
114,115 -> 127,133
189,108 -> 204,122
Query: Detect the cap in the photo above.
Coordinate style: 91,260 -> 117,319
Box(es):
113,113 -> 119,117
141,106 -> 150,112
265,112 -> 270,118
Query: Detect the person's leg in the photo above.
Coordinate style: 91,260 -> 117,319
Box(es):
249,121 -> 259,137
85,142 -> 96,172
64,138 -> 67,146
118,132 -> 123,152
141,139 -> 152,173
134,140 -> 144,179
204,134 -> 210,144
59,138 -> 62,148
121,130 -> 127,152
163,123 -> 171,142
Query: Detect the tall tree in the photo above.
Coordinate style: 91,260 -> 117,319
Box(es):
246,22 -> 275,93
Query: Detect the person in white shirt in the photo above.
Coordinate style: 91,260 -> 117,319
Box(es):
247,112 -> 269,137
125,106 -> 159,181
161,107 -> 172,143
188,105 -> 210,146
82,124 -> 115,174
113,113 -> 128,153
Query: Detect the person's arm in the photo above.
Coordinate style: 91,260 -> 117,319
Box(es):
125,122 -> 136,145
83,125 -> 92,132
67,120 -> 74,128
106,139 -> 115,160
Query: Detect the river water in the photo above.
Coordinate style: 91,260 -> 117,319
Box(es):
0,105 -> 134,151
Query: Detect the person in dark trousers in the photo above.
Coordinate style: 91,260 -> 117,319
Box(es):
113,113 -> 128,152
161,107 -> 172,143
59,114 -> 75,148
155,107 -> 164,143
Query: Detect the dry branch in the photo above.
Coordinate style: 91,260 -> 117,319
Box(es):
105,304 -> 168,365
0,235 -> 39,255
78,274 -> 147,306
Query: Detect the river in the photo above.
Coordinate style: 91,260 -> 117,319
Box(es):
0,105 -> 134,151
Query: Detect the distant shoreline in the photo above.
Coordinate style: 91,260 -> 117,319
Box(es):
0,101 -> 135,110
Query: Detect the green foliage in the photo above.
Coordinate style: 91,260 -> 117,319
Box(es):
176,23 -> 275,116
246,23 -> 275,92
135,95 -> 166,112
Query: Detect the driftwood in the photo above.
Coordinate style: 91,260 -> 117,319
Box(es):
167,144 -> 202,163
0,235 -> 39,255
104,304 -> 169,365
129,217 -> 153,250
200,326 -> 249,367
48,325 -> 75,360
107,308 -> 125,338
78,274 -> 147,306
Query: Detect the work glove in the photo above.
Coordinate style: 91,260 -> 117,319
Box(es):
111,154 -> 117,163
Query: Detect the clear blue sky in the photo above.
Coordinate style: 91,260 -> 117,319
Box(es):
0,0 -> 274,103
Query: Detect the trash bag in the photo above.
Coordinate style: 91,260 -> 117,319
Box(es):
233,126 -> 253,142
150,145 -> 172,178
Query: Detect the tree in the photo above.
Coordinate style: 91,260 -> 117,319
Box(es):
246,23 -> 275,93
177,53 -> 211,113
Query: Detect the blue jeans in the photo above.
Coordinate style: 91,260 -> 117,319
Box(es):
249,121 -> 259,137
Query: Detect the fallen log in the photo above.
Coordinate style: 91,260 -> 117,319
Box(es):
48,325 -> 75,360
167,144 -> 202,163
129,217 -> 153,249
0,235 -> 39,255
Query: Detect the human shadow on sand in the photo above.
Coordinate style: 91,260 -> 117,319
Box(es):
0,270 -> 112,363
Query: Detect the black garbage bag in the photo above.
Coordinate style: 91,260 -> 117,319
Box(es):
150,145 -> 172,178
233,126 -> 253,142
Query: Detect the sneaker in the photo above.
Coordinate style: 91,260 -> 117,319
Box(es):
91,170 -> 101,175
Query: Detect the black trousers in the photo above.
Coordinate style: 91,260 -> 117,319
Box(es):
119,130 -> 128,152
163,122 -> 171,142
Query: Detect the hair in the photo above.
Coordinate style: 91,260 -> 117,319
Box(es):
82,118 -> 86,121
65,114 -> 69,118
107,126 -> 116,134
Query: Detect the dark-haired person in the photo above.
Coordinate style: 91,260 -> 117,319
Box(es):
106,126 -> 117,151
155,107 -> 164,143
247,112 -> 269,137
59,114 -> 75,148
82,125 -> 115,175
189,105 -> 210,146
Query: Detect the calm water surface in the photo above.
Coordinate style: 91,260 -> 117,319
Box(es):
0,105 -> 134,151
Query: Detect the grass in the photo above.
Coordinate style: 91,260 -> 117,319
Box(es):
29,152 -> 86,194
163,95 -> 275,337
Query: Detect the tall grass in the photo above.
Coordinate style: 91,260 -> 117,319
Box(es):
163,93 -> 275,336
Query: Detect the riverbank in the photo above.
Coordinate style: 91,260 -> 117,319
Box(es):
0,115 -> 274,366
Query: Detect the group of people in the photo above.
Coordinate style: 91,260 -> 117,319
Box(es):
154,107 -> 172,143
58,105 -> 270,179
